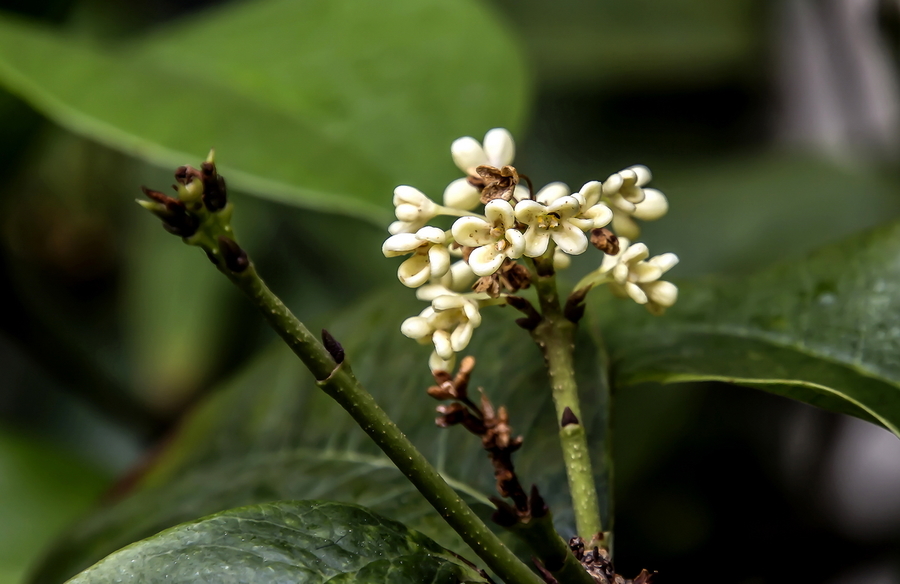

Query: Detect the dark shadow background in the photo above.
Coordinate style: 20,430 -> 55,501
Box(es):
0,1 -> 899,583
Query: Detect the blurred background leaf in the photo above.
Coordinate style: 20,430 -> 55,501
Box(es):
0,0 -> 529,221
0,427 -> 108,584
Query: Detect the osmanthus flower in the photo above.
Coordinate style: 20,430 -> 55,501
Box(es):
388,185 -> 441,235
400,288 -> 486,370
596,238 -> 679,315
446,128 -> 517,208
600,165 -> 668,239
515,182 -> 609,258
451,128 -> 516,176
382,226 -> 451,288
451,199 -> 525,276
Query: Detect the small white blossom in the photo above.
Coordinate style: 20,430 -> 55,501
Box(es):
573,181 -> 613,230
451,199 -> 525,276
600,238 -> 679,315
451,128 -> 515,175
514,183 -> 589,257
382,226 -> 451,288
601,166 -> 668,239
400,291 -> 483,361
389,185 -> 441,234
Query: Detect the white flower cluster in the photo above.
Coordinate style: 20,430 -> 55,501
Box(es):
383,128 -> 678,371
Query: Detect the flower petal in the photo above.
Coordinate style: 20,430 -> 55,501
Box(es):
468,244 -> 505,276
629,165 -> 652,186
644,280 -> 678,307
429,351 -> 455,373
428,245 -> 451,278
649,252 -> 679,274
451,137 -> 487,173
432,330 -> 454,359
630,262 -> 663,283
515,200 -> 546,224
439,261 -> 477,291
584,203 -> 613,228
579,181 -> 603,207
621,242 -> 650,264
382,233 -> 421,256
602,172 -> 624,196
483,128 -> 515,167
536,182 -> 570,205
523,227 -> 551,257
505,228 -> 526,258
625,282 -> 648,304
632,188 -> 669,221
443,177 -> 481,211
552,222 -> 589,255
398,255 -> 431,288
416,226 -> 447,244
401,316 -> 432,339
452,216 -> 494,247
393,185 -> 428,207
547,195 -> 581,219
417,285 -> 452,301
463,300 -> 482,326
485,199 -> 516,228
433,294 -> 466,311
450,322 -> 474,352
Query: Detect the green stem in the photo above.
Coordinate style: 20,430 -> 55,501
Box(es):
510,514 -> 597,584
529,254 -> 604,546
216,261 -> 544,584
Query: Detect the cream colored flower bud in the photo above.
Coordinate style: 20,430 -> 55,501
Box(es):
632,188 -> 668,221
443,178 -> 481,211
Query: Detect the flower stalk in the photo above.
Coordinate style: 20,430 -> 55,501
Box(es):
530,250 -> 604,547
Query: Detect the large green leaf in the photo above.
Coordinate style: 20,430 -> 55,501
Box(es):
31,290 -> 609,582
67,500 -> 488,584
0,0 -> 529,222
595,219 -> 900,437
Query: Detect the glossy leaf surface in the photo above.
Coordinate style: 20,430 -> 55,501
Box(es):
66,501 -> 489,584
595,219 -> 900,436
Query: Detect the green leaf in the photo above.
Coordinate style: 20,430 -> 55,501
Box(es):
66,500 -> 489,584
0,427 -> 108,584
32,291 -> 609,583
0,0 -> 529,222
593,219 -> 900,437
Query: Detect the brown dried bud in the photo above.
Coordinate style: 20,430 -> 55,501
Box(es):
200,161 -> 228,212
476,165 -> 519,203
590,228 -> 620,255
139,187 -> 199,237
